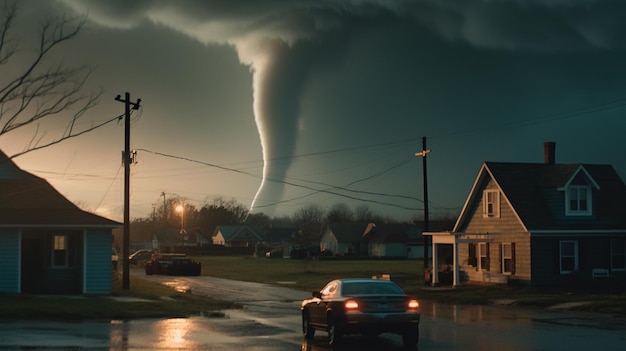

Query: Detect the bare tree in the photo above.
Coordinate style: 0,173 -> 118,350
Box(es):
292,203 -> 325,243
0,2 -> 103,158
326,203 -> 354,223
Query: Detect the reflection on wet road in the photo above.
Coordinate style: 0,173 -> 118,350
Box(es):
1,271 -> 625,350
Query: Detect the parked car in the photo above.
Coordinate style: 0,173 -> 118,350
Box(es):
129,249 -> 154,266
112,248 -> 119,270
301,278 -> 420,347
144,253 -> 201,276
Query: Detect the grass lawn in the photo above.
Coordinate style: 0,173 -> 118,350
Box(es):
0,275 -> 239,320
2,256 -> 624,319
195,255 -> 423,292
195,255 -> 626,314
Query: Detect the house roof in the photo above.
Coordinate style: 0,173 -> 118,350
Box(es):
456,162 -> 626,232
153,227 -> 208,244
325,222 -> 369,243
215,225 -> 264,242
364,223 -> 413,243
0,151 -> 121,228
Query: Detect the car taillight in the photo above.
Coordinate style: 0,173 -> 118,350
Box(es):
407,299 -> 419,311
344,299 -> 359,311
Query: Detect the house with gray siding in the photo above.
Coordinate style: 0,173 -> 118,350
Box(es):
425,143 -> 626,286
0,151 -> 121,294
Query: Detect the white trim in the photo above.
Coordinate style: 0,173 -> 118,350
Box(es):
502,242 -> 513,275
558,165 -> 600,191
478,242 -> 488,271
610,238 -> 626,272
453,163 -> 529,233
483,189 -> 500,218
559,240 -> 578,274
564,185 -> 592,216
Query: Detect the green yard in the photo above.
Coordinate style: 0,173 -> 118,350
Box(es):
2,256 -> 625,319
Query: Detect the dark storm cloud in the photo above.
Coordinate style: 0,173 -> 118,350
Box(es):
57,0 -> 626,214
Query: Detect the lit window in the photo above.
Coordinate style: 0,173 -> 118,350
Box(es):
559,240 -> 578,274
483,190 -> 500,218
566,186 -> 591,216
53,235 -> 67,267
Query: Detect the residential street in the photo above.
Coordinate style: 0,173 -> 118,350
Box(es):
0,271 -> 624,350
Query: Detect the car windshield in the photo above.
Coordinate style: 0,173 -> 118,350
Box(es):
341,281 -> 404,296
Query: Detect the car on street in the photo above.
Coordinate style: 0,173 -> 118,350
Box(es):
144,253 -> 202,276
129,249 -> 154,266
301,278 -> 420,347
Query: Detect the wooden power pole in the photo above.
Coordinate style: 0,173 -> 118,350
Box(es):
115,92 -> 141,290
416,136 -> 430,285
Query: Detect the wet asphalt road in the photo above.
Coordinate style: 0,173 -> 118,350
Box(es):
1,269 -> 625,350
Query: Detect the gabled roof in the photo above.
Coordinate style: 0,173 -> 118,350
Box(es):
215,225 -> 264,242
364,223 -> 413,243
325,222 -> 369,243
0,151 -> 120,228
455,162 -> 626,232
153,227 -> 209,244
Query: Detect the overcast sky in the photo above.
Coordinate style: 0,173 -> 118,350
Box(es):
3,0 -> 626,222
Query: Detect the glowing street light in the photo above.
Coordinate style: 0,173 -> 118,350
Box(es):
175,204 -> 186,235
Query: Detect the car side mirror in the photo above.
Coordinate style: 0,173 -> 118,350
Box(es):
312,291 -> 322,298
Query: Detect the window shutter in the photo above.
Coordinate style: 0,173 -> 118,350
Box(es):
511,243 -> 516,275
486,243 -> 491,272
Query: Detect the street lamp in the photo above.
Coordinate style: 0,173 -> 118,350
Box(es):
175,204 -> 186,250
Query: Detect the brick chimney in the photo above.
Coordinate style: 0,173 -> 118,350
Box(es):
544,142 -> 556,165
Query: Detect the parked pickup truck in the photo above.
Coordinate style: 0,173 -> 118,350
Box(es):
144,253 -> 202,276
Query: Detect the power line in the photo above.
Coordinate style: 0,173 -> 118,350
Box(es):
138,148 -> 424,210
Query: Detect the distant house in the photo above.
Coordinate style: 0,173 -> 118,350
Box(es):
261,227 -> 299,246
152,227 -> 212,252
0,151 -> 121,294
409,219 -> 455,259
364,223 -> 414,258
320,223 -> 369,256
212,226 -> 264,247
319,222 -> 420,258
425,143 -> 626,286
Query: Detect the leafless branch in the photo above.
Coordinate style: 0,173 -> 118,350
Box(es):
0,1 -> 102,155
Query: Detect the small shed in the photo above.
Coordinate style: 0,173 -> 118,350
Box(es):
0,151 -> 121,294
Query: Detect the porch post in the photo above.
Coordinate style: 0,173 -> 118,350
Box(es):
431,242 -> 438,285
453,239 -> 459,287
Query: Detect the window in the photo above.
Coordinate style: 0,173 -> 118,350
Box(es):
483,190 -> 500,218
479,242 -> 489,271
468,243 -> 477,267
559,240 -> 578,274
52,235 -> 67,267
611,239 -> 626,271
502,243 -> 515,274
566,186 -> 591,216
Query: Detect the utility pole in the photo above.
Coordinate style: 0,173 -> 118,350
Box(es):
115,92 -> 141,290
415,136 -> 430,285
